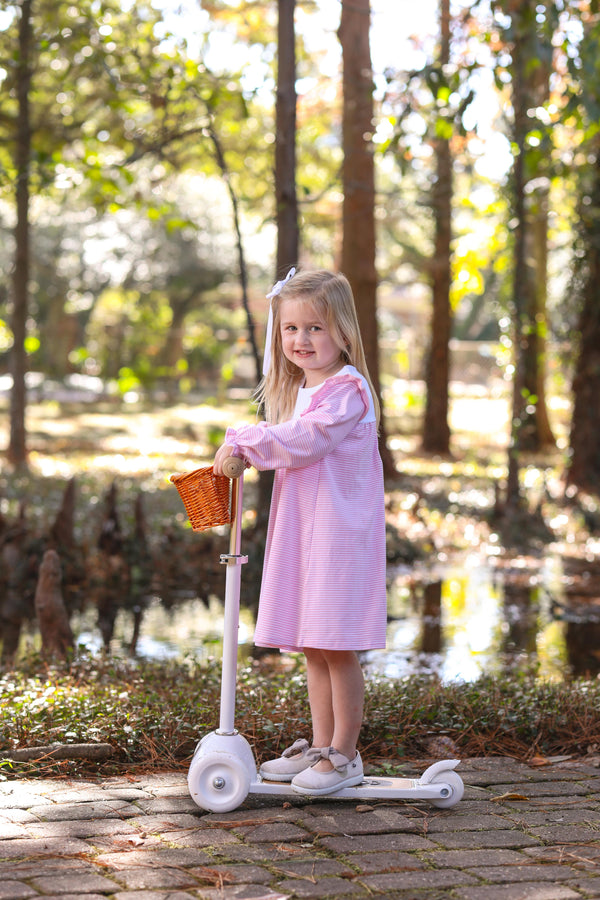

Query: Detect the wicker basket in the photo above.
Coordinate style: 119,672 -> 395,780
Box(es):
170,465 -> 231,532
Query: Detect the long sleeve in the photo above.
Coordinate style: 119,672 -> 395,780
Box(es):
225,373 -> 369,472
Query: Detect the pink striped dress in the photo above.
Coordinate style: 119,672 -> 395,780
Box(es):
225,366 -> 387,652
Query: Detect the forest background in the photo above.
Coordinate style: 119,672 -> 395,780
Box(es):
1,0 -> 600,772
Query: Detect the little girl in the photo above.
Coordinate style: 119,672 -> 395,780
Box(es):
213,268 -> 387,796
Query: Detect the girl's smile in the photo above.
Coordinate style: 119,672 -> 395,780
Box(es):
279,299 -> 344,388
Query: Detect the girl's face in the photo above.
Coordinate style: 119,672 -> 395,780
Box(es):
279,298 -> 344,388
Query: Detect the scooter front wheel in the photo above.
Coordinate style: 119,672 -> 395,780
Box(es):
428,769 -> 464,809
188,750 -> 251,813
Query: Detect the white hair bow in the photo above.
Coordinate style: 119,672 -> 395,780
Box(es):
263,267 -> 296,376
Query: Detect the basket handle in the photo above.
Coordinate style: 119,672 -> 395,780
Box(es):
222,456 -> 246,479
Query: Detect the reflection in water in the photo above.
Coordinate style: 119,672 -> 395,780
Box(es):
363,555 -> 599,683
75,554 -> 600,684
73,597 -> 255,664
566,620 -> 600,677
501,582 -> 539,661
420,581 -> 442,654
555,553 -> 600,678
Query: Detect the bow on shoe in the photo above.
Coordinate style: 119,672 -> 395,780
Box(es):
320,746 -> 353,772
282,738 -> 310,758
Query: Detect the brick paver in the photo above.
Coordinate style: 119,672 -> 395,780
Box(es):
1,758 -> 600,898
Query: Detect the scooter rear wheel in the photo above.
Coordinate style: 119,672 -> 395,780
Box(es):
428,769 -> 464,809
188,750 -> 251,813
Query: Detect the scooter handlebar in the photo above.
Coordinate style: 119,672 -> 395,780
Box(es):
222,456 -> 246,479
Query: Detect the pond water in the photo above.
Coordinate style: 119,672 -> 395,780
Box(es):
364,556 -> 573,682
71,551 -> 600,683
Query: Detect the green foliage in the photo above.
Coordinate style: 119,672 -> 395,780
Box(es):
0,0 -> 163,195
1,655 -> 599,778
207,424 -> 226,449
0,654 -> 219,775
0,0 -> 278,391
0,0 -> 595,455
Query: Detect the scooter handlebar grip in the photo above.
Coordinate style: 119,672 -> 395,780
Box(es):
222,456 -> 246,479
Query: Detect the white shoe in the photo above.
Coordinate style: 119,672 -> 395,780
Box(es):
259,739 -> 323,782
291,747 -> 364,796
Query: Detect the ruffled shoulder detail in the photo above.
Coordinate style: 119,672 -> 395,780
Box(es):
302,371 -> 372,421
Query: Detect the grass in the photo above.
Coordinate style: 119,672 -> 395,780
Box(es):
1,652 -> 600,780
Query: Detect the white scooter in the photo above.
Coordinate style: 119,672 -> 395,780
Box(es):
175,458 -> 464,814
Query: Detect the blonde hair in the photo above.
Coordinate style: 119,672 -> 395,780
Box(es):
255,269 -> 380,426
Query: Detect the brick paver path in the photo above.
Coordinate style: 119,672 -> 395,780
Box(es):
1,757 -> 600,898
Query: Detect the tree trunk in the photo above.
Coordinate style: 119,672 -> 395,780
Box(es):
161,292 -> 198,373
34,549 -> 75,661
505,13 -> 529,514
207,121 -> 261,384
567,153 -> 600,494
256,0 -> 301,533
275,0 -> 299,272
525,178 -> 555,448
517,1 -> 555,452
567,7 -> 600,495
506,0 -> 555,455
339,0 -> 396,477
8,0 -> 33,470
422,0 -> 452,455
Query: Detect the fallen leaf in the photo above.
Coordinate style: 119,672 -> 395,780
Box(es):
528,756 -> 551,766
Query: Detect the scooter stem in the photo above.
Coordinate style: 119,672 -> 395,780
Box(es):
218,464 -> 247,735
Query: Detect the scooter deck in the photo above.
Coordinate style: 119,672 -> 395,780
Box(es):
250,775 -> 449,801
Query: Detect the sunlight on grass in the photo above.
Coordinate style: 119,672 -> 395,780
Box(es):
449,395 -> 510,441
0,397 -> 250,481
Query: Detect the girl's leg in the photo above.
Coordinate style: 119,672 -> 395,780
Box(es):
325,649 -> 364,759
304,647 -> 334,748
305,647 -> 364,769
